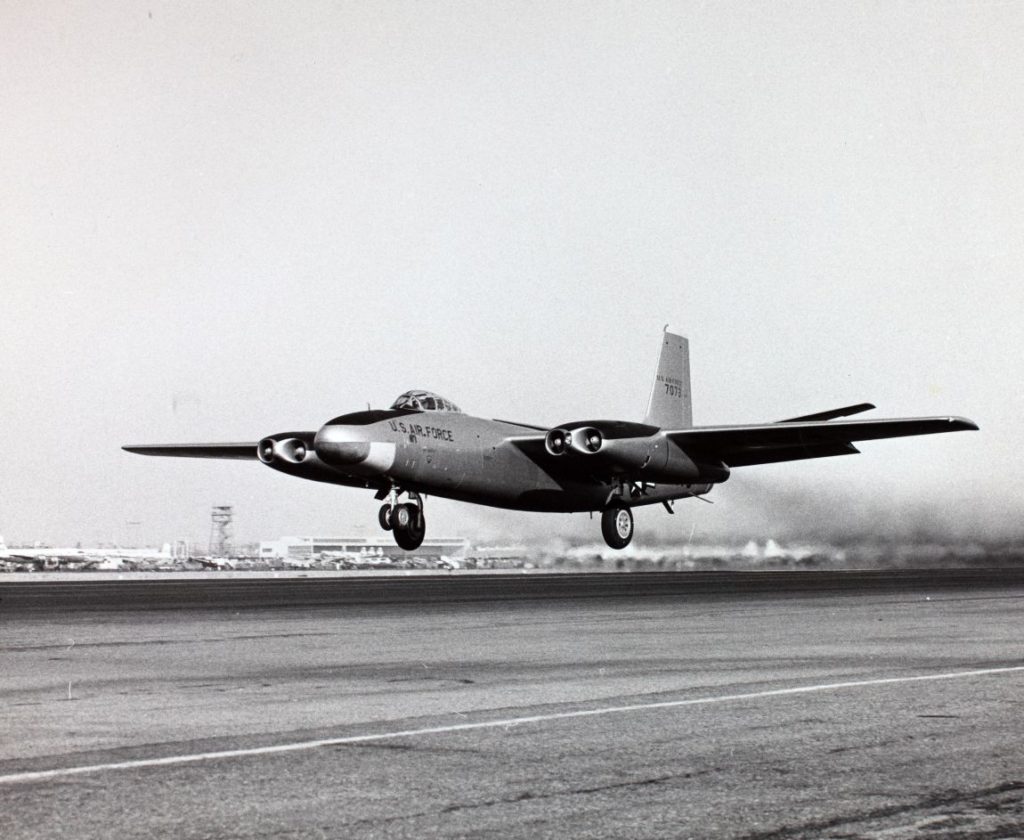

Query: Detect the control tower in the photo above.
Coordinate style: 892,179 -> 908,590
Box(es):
209,505 -> 233,556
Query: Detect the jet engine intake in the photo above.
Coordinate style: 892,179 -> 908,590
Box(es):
257,438 -> 276,464
545,428 -> 571,456
570,426 -> 603,454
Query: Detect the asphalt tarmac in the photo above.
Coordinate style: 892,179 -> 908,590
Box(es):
4,567 -> 1024,611
1,575 -> 1022,839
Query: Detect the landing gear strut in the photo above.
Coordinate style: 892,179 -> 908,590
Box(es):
601,505 -> 634,549
377,488 -> 426,550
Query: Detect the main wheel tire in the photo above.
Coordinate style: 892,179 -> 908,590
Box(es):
378,504 -> 393,531
392,503 -> 426,550
601,506 -> 634,549
390,503 -> 413,531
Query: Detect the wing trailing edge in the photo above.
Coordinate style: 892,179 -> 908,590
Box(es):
122,443 -> 258,460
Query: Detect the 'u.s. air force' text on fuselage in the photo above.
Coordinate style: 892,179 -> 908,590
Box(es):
389,419 -> 455,444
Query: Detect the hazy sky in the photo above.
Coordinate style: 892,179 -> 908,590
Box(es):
2,2 -> 1021,547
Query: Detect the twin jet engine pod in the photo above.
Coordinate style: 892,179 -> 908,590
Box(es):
544,426 -> 604,455
570,426 -> 603,453
257,436 -> 308,464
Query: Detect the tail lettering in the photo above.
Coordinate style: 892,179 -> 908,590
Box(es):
643,330 -> 692,430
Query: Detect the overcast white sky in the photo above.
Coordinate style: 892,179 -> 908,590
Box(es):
2,1 -> 1021,547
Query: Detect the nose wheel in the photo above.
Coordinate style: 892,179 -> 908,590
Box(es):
391,502 -> 426,550
601,505 -> 634,549
377,488 -> 426,550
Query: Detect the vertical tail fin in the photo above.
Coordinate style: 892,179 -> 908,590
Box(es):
643,329 -> 692,429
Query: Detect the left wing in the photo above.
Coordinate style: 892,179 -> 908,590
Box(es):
122,443 -> 258,459
665,416 -> 978,468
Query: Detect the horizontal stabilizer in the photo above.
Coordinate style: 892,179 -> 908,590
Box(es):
780,403 -> 876,423
122,443 -> 258,460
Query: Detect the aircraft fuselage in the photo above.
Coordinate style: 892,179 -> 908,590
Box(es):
261,409 -> 719,513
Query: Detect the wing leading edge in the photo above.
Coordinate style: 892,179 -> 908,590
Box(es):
122,443 -> 259,460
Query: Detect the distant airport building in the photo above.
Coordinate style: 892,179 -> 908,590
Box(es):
258,535 -> 469,565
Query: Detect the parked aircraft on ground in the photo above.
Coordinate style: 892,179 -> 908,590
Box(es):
0,538 -> 174,570
124,330 -> 977,549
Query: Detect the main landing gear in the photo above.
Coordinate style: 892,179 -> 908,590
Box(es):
601,505 -> 634,549
378,489 -> 426,550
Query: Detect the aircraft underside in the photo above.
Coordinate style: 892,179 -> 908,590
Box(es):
361,476 -> 717,551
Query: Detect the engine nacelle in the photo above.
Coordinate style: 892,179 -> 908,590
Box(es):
570,426 -> 603,454
255,431 -> 347,484
589,434 -> 731,484
545,428 -> 571,456
258,436 -> 308,465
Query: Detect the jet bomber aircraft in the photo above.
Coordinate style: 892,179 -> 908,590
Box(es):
124,331 -> 977,550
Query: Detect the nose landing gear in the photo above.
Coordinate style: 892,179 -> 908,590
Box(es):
391,502 -> 426,550
377,488 -> 426,550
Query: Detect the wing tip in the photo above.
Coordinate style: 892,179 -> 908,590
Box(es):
949,416 -> 979,431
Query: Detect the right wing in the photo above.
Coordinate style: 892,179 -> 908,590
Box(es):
122,443 -> 258,460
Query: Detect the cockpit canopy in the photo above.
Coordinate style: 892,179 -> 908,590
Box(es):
390,390 -> 462,413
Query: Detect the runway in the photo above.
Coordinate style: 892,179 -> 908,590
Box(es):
4,567 -> 1024,611
1,574 -> 1022,838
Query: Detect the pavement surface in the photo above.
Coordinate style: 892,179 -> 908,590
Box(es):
1,575 -> 1022,838
4,567 -> 1024,611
